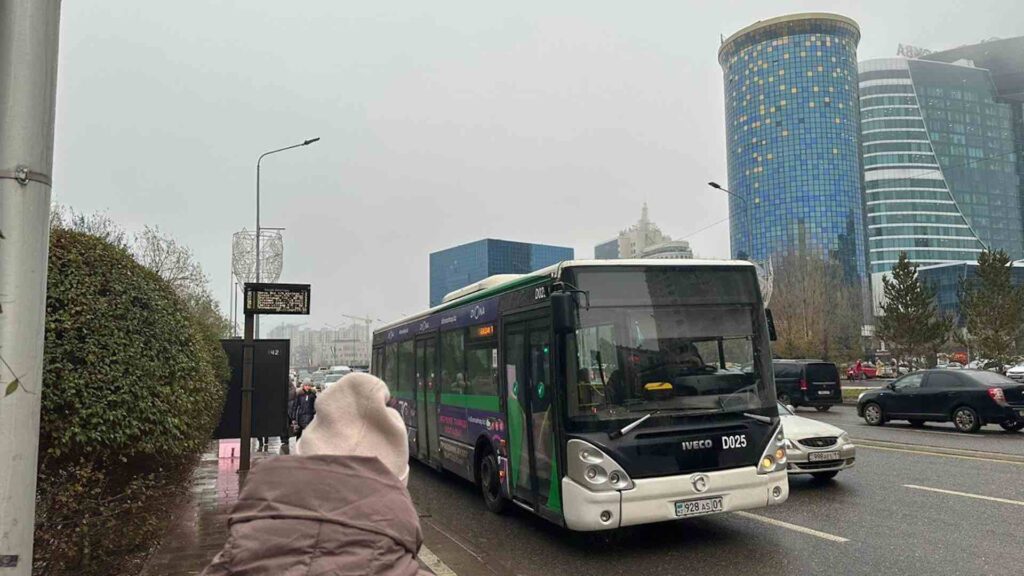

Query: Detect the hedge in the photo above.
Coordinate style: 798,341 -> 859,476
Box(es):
34,228 -> 227,575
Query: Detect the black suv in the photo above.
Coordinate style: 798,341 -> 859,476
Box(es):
772,360 -> 842,411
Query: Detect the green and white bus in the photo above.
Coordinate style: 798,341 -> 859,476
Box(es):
372,259 -> 788,531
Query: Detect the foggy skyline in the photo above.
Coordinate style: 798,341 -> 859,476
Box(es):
52,0 -> 1022,331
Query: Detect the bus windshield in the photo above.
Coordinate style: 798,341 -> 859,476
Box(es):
564,267 -> 773,426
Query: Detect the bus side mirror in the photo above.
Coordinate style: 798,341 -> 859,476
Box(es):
765,308 -> 778,342
551,292 -> 576,334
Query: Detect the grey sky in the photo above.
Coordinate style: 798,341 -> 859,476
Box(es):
52,0 -> 1021,331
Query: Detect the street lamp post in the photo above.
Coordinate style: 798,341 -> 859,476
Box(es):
255,137 -> 320,336
708,181 -> 753,260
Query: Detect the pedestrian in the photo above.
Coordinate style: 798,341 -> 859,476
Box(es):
855,358 -> 864,381
290,382 -> 317,440
279,382 -> 298,455
201,373 -> 427,576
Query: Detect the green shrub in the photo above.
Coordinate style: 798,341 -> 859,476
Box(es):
34,228 -> 227,575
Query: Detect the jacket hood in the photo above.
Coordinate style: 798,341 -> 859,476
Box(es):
230,455 -> 422,555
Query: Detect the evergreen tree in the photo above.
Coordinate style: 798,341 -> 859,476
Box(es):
876,252 -> 951,367
959,250 -> 1024,369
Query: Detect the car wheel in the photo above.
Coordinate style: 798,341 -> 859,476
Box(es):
908,419 -> 925,428
478,449 -> 507,514
815,405 -> 832,412
811,471 -> 839,481
999,420 -> 1024,432
952,406 -> 981,433
863,402 -> 884,426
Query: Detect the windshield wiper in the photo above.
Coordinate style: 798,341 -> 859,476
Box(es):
609,411 -> 659,439
743,412 -> 773,424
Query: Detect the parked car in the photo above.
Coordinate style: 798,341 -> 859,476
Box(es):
778,402 -> 855,480
845,363 -> 878,380
1005,363 -> 1024,382
772,360 -> 842,411
857,369 -> 1024,433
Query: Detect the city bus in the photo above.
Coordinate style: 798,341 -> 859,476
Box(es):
371,259 -> 788,531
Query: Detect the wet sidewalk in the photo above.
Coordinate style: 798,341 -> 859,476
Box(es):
140,440 -> 285,576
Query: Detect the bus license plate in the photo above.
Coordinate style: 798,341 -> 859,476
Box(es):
809,451 -> 841,462
675,496 -> 723,518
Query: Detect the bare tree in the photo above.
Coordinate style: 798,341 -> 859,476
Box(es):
769,250 -> 862,362
49,204 -> 129,249
132,226 -> 208,297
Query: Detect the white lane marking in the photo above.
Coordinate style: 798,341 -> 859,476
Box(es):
420,544 -> 458,576
733,511 -> 850,543
904,484 -> 1024,507
856,443 -> 1024,466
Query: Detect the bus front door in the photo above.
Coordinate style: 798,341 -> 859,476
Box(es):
415,337 -> 439,465
504,316 -> 560,512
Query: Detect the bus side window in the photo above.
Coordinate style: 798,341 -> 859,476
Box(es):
397,340 -> 414,395
441,330 -> 466,395
384,343 -> 398,392
466,343 -> 498,396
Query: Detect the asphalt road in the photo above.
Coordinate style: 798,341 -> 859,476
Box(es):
409,408 -> 1024,576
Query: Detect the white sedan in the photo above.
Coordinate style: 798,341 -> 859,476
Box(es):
1006,363 -> 1024,382
778,402 -> 856,480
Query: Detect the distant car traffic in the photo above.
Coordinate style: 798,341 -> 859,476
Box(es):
772,360 -> 843,411
857,369 -> 1024,433
778,402 -> 855,480
1006,363 -> 1024,382
845,364 -> 878,380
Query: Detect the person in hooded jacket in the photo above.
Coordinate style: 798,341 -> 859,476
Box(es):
289,383 -> 317,439
278,383 -> 299,455
201,372 -> 429,576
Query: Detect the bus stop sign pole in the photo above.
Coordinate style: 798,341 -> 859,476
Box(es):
240,283 -> 311,472
240,311 -> 255,472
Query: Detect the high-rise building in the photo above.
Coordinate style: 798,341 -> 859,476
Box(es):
922,36 -> 1024,250
717,13 -> 867,287
859,39 -> 1024,311
859,58 -> 1021,273
429,239 -> 573,306
594,238 -> 620,260
593,203 -> 692,259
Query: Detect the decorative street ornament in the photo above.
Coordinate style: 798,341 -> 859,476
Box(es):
231,228 -> 283,284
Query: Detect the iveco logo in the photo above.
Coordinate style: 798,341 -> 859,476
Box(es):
681,439 -> 713,450
691,474 -> 710,493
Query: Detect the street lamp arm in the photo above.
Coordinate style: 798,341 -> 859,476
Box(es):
707,181 -> 746,205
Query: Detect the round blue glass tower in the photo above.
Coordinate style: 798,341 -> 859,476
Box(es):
718,13 -> 867,284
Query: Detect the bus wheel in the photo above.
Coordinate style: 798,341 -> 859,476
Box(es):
479,450 -> 507,514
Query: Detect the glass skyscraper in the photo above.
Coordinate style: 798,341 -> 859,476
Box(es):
718,13 -> 867,286
428,239 -> 573,307
858,57 -> 1021,284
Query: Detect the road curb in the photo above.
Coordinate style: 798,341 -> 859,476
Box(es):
852,438 -> 1024,464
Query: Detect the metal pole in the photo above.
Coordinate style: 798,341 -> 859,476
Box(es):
241,312 -> 255,471
0,1 -> 62,573
254,161 -> 260,338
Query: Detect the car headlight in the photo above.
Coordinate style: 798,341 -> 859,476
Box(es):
838,431 -> 849,443
567,439 -> 634,491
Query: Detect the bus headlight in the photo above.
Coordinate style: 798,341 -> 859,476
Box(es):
757,425 -> 787,474
567,439 -> 634,491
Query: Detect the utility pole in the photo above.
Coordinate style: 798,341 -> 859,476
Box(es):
0,1 -> 62,573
